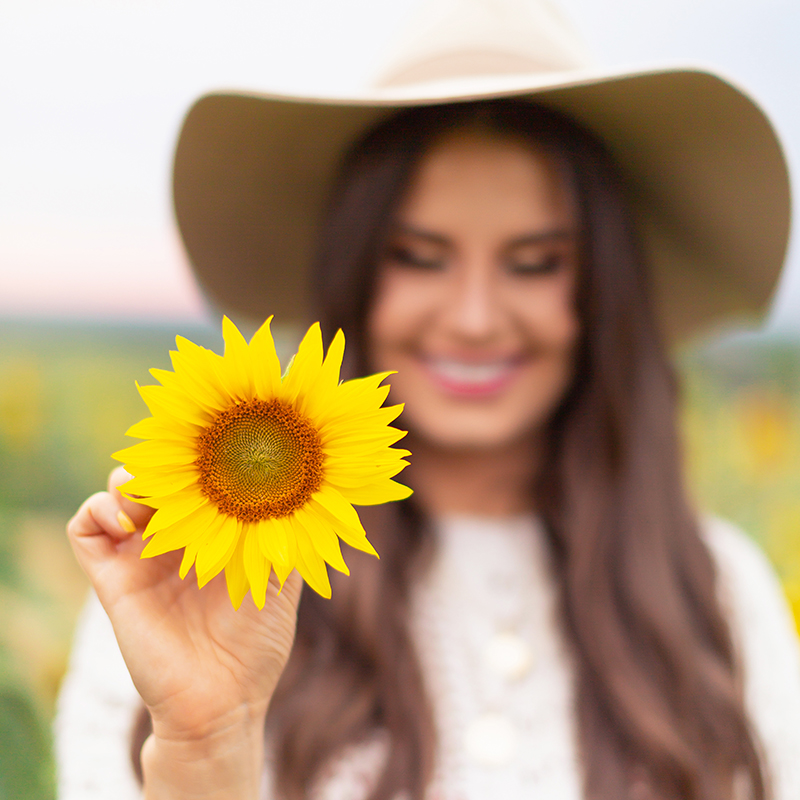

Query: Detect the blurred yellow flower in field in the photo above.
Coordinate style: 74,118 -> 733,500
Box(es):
732,387 -> 795,478
0,362 -> 44,451
113,317 -> 411,609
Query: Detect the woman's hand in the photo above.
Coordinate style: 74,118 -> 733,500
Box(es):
66,466 -> 303,799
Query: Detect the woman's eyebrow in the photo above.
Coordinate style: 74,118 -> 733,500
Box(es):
389,222 -> 450,246
507,228 -> 575,247
392,223 -> 575,247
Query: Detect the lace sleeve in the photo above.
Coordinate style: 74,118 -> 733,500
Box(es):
704,516 -> 800,799
54,591 -> 144,800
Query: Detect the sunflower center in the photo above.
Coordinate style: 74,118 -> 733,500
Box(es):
195,399 -> 323,522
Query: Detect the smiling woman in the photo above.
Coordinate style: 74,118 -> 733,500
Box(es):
57,2 -> 800,799
263,99 -> 794,798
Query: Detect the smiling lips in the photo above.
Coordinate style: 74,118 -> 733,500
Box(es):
423,356 -> 521,397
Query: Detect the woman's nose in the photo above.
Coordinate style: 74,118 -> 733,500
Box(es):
444,262 -> 502,342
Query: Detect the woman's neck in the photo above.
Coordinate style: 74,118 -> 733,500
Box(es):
404,433 -> 540,517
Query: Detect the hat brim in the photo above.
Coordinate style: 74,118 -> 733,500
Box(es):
172,65 -> 790,344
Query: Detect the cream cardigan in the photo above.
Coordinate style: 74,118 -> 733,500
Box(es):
55,515 -> 800,799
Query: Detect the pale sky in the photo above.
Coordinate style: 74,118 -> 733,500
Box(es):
1,0 -> 799,327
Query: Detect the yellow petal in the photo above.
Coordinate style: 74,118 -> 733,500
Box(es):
280,323 -> 323,404
338,371 -> 394,395
310,490 -> 378,558
324,449 -> 411,467
324,527 -> 377,558
323,447 -> 411,467
321,426 -> 408,450
294,505 -> 349,574
148,368 -> 224,417
225,531 -> 250,609
319,329 -> 345,386
320,412 -> 402,441
119,466 -> 199,498
291,517 -> 331,598
125,416 -> 199,442
180,538 -> 201,579
338,480 -> 414,506
313,485 -> 364,532
153,366 -> 223,415
335,375 -> 392,405
259,516 -> 296,584
202,324 -> 247,403
174,335 -> 220,367
137,383 -> 212,428
249,316 -> 282,398
143,489 -> 208,536
113,439 -> 199,468
195,514 -> 240,581
170,336 -> 235,411
140,501 -> 218,558
324,461 -> 410,488
178,508 -> 226,578
299,379 -> 338,422
244,523 -> 271,609
170,343 -> 232,411
221,315 -> 255,400
300,329 -> 346,419
316,388 -> 395,430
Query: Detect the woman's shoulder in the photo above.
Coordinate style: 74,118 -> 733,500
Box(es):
700,514 -> 800,683
701,515 -> 798,648
699,515 -> 800,799
701,514 -> 782,582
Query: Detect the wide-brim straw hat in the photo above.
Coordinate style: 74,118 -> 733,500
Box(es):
172,0 -> 790,345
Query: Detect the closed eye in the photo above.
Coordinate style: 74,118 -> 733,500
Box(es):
383,244 -> 444,271
508,253 -> 563,276
504,229 -> 576,277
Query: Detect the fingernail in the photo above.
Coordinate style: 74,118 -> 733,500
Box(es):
117,510 -> 137,533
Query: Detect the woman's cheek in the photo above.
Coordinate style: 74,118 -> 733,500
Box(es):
515,278 -> 580,355
368,272 -> 443,366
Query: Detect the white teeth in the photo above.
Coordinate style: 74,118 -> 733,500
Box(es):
428,359 -> 513,385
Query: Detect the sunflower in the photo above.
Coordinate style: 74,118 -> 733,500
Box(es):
113,316 -> 411,609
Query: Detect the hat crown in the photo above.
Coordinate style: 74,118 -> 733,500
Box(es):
373,0 -> 592,89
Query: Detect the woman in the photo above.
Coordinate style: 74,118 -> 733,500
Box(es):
58,3 -> 800,799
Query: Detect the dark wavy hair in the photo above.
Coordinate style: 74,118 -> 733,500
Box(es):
134,99 -> 766,800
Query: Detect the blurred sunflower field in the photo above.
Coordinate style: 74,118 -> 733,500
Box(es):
681,331 -> 800,629
0,319 -> 220,800
0,318 -> 799,798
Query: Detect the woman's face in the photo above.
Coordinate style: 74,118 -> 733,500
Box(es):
367,130 -> 581,451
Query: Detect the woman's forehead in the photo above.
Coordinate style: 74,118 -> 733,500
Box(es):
396,130 -> 577,237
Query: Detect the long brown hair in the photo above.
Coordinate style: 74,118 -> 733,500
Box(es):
133,100 -> 766,799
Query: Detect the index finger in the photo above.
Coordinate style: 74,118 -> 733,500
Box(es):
108,465 -> 155,528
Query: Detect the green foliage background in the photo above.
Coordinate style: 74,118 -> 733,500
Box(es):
0,318 -> 798,799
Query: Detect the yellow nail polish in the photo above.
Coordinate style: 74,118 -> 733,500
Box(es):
117,510 -> 136,533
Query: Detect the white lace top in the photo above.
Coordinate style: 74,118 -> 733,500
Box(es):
55,515 -> 800,799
